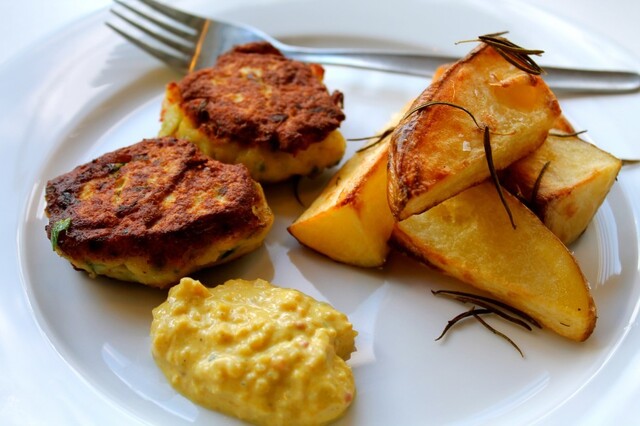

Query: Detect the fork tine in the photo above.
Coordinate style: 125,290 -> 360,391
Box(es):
112,0 -> 197,41
106,22 -> 189,72
110,8 -> 194,56
136,0 -> 207,29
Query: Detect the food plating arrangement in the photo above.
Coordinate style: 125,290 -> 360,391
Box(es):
7,0 -> 640,425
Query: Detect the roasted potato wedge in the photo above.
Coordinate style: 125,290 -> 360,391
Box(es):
288,118 -> 401,267
392,181 -> 596,341
503,117 -> 621,245
388,43 -> 561,220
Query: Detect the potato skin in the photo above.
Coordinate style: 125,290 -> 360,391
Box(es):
392,181 -> 596,342
388,43 -> 561,220
502,116 -> 622,245
287,106 -> 410,267
45,137 -> 273,287
288,133 -> 395,267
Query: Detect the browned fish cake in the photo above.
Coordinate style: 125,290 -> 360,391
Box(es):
159,42 -> 347,183
44,137 -> 274,288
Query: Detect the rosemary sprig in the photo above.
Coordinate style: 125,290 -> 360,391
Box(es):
435,307 -> 492,341
549,129 -> 588,138
433,288 -> 539,357
402,101 -> 480,128
349,127 -> 394,153
432,289 -> 541,328
483,126 -> 516,229
437,294 -> 533,331
530,161 -> 551,210
347,101 -> 482,154
457,31 -> 544,75
342,30 -> 546,229
292,175 -> 305,207
544,129 -> 639,168
473,312 -> 525,357
401,102 -> 515,229
622,159 -> 640,166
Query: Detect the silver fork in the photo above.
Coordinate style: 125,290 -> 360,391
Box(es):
107,0 -> 640,94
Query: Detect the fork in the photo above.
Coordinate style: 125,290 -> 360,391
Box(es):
107,0 -> 640,94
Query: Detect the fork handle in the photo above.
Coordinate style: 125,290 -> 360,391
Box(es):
282,47 -> 640,94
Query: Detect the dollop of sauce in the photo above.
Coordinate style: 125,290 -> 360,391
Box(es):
151,277 -> 357,426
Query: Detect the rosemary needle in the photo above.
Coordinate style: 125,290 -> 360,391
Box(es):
432,289 -> 539,357
458,32 -> 544,75
435,307 -> 492,341
432,289 -> 541,328
483,126 -> 516,229
549,129 -> 588,138
473,312 -> 525,357
530,161 -> 551,211
352,127 -> 394,153
292,175 -> 305,207
402,101 -> 481,129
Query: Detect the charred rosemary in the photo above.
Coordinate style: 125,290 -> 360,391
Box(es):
483,126 -> 516,229
529,161 -> 551,210
435,307 -> 493,341
432,289 -> 541,328
549,129 -> 588,138
349,127 -> 395,153
292,175 -> 305,207
402,101 -> 480,127
404,103 -> 515,228
473,312 -> 525,357
622,159 -> 640,165
458,31 -> 544,75
347,32 -> 550,226
433,289 -> 540,357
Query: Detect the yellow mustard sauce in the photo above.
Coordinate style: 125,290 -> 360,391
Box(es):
151,277 -> 357,425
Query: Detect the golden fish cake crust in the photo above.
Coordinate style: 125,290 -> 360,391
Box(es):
159,42 -> 346,182
45,137 -> 273,287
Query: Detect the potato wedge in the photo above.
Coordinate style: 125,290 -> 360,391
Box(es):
503,117 -> 621,245
388,43 -> 561,220
392,181 -> 596,341
426,68 -> 620,245
287,114 -> 403,266
288,137 -> 393,266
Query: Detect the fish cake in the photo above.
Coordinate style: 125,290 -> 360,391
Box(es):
44,137 -> 274,288
159,42 -> 346,183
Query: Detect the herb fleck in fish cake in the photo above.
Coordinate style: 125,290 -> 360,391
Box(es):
159,42 -> 346,183
44,137 -> 273,288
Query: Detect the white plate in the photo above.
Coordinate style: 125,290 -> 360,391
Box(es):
3,0 -> 640,424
